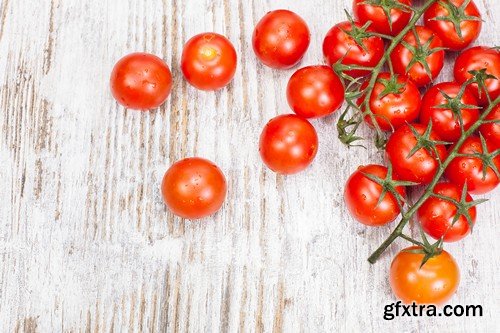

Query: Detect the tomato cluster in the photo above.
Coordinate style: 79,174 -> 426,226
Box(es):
109,1 -> 499,305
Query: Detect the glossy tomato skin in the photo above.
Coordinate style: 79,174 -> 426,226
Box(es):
418,182 -> 476,242
390,247 -> 460,305
424,0 -> 481,51
252,10 -> 310,69
445,136 -> 500,194
353,0 -> 413,36
479,105 -> 500,149
386,123 -> 448,184
390,26 -> 445,87
454,46 -> 500,106
420,82 -> 480,142
286,66 -> 345,119
259,114 -> 318,174
344,164 -> 406,227
181,33 -> 237,91
110,53 -> 172,110
161,158 -> 227,219
357,72 -> 421,131
323,21 -> 384,78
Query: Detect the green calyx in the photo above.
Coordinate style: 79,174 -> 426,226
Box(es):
377,75 -> 406,99
432,87 -> 481,128
360,0 -> 412,31
430,0 -> 482,39
402,29 -> 446,81
406,122 -> 449,161
468,68 -> 497,103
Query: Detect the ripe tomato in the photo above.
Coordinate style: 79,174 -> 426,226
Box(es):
454,46 -> 500,106
323,21 -> 384,78
390,26 -> 445,87
424,0 -> 481,51
252,10 -> 310,69
390,247 -> 460,305
445,136 -> 500,194
418,182 -> 476,242
357,72 -> 421,131
386,123 -> 448,184
344,164 -> 406,227
181,33 -> 237,91
259,114 -> 318,174
110,53 -> 172,110
420,82 -> 480,142
161,158 -> 227,219
479,105 -> 500,149
353,0 -> 412,36
286,66 -> 345,119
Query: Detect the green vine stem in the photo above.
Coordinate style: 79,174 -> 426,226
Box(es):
337,0 -> 439,148
368,95 -> 500,264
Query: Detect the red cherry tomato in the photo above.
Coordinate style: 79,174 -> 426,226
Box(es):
353,0 -> 413,36
357,72 -> 421,131
420,82 -> 480,142
386,123 -> 448,184
181,33 -> 237,91
252,10 -> 310,69
286,65 -> 345,119
445,136 -> 500,194
344,164 -> 406,227
418,182 -> 476,242
479,105 -> 500,149
161,158 -> 227,219
259,114 -> 318,174
323,21 -> 384,78
390,26 -> 445,87
390,247 -> 460,305
110,53 -> 172,110
454,46 -> 500,106
424,0 -> 481,51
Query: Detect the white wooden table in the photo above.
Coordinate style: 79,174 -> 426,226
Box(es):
1,0 -> 499,332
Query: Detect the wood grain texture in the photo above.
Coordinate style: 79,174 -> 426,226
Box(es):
0,0 -> 499,332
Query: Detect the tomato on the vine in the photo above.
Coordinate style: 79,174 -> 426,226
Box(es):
344,164 -> 406,227
390,26 -> 445,87
357,72 -> 421,131
161,158 -> 227,219
420,81 -> 480,142
386,123 -> 448,184
252,10 -> 310,69
424,0 -> 482,51
479,105 -> 500,149
286,65 -> 345,119
353,0 -> 413,36
454,46 -> 500,106
181,33 -> 237,91
259,114 -> 318,174
390,247 -> 460,304
445,136 -> 500,194
418,182 -> 476,242
110,53 -> 172,110
323,21 -> 384,78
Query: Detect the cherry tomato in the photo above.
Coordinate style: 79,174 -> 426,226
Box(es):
344,164 -> 406,227
390,247 -> 460,305
454,46 -> 500,106
252,10 -> 310,69
390,26 -> 445,87
357,72 -> 421,131
386,123 -> 448,184
445,136 -> 500,194
353,0 -> 412,36
259,114 -> 318,174
286,65 -> 345,119
424,0 -> 481,51
418,182 -> 476,242
420,82 -> 480,142
181,33 -> 237,91
161,158 -> 227,219
323,21 -> 384,78
110,53 -> 172,110
479,105 -> 500,149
